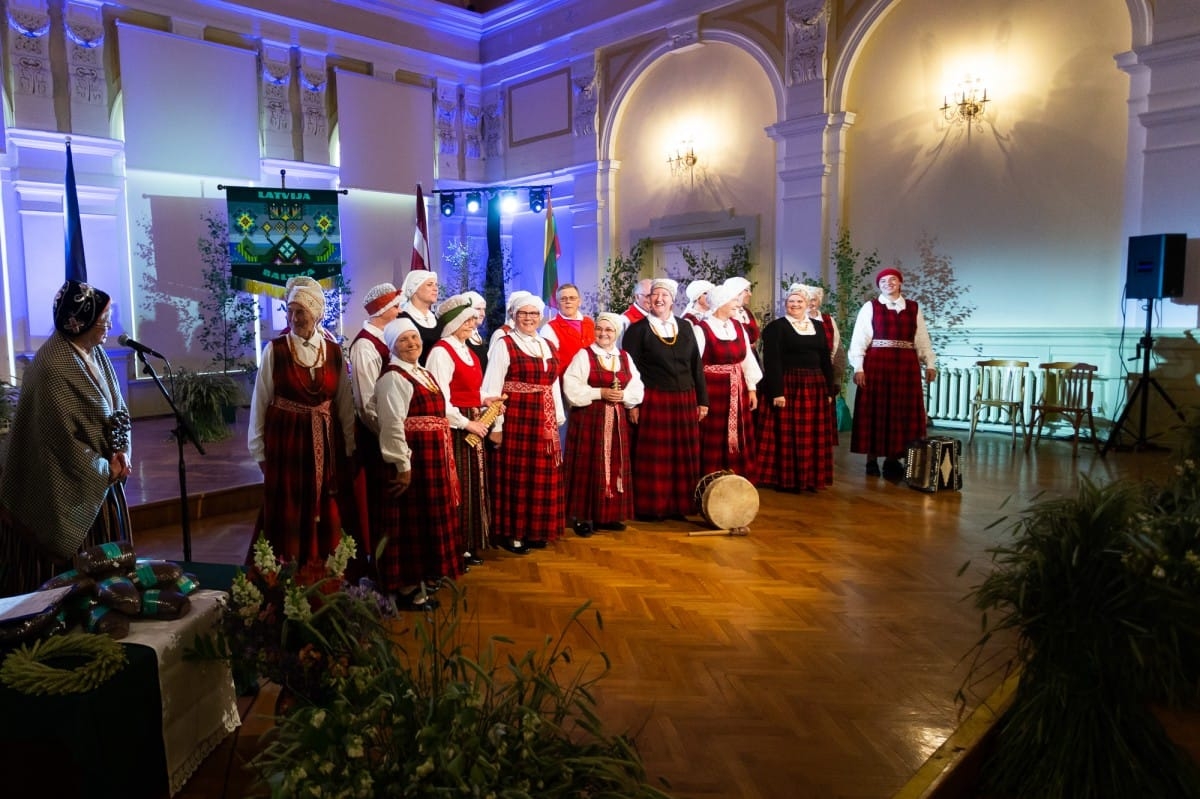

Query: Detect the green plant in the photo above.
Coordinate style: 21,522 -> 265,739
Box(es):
599,238 -> 651,313
172,368 -> 243,443
197,211 -> 259,376
960,476 -> 1200,798
891,234 -> 977,356
670,238 -> 754,288
241,580 -> 673,798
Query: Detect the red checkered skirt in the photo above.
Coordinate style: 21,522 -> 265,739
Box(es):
564,351 -> 635,525
259,339 -> 346,565
488,339 -> 565,543
757,368 -> 834,491
850,302 -> 927,456
376,372 -> 463,589
632,387 -> 702,517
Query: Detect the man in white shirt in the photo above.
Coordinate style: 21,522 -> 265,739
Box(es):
347,282 -> 403,553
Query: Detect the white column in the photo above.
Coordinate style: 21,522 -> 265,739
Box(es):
299,51 -> 330,165
261,43 -> 294,161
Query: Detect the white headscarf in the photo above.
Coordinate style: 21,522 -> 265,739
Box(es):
650,278 -> 678,300
595,311 -> 626,335
285,276 -> 325,320
382,317 -> 419,352
685,280 -> 713,303
505,290 -> 535,325
401,270 -> 438,301
706,283 -> 741,315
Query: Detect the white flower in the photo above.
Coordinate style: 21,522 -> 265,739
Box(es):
326,535 -> 358,578
252,535 -> 280,574
284,584 -> 313,622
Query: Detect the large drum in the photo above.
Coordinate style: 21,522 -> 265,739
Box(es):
693,470 -> 759,530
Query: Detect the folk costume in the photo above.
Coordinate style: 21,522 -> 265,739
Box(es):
682,280 -> 713,324
481,299 -> 566,551
249,278 -> 356,565
426,296 -> 491,563
848,268 -> 936,466
723,276 -> 761,347
345,282 -> 403,559
562,315 -> 644,532
0,281 -> 132,596
399,270 -> 442,366
375,319 -> 463,592
622,279 -> 709,520
692,287 -> 762,479
758,286 -> 838,492
462,291 -> 490,372
542,313 -> 595,379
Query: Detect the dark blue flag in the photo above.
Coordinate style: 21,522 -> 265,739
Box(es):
64,141 -> 87,282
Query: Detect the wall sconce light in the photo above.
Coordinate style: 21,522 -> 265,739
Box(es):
528,187 -> 546,213
941,78 -> 989,130
667,141 -> 698,185
465,191 -> 482,213
439,192 -> 456,217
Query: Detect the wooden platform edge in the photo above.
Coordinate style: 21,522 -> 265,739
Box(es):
891,670 -> 1020,799
129,483 -> 262,531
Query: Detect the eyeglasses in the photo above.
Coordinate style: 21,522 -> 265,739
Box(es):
515,311 -> 541,318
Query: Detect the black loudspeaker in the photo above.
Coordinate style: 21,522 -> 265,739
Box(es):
1126,233 -> 1187,299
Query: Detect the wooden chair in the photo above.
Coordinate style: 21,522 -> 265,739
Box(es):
968,359 -> 1029,447
1025,362 -> 1099,456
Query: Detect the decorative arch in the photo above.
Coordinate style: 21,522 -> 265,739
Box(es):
828,0 -> 1155,115
600,29 -> 785,164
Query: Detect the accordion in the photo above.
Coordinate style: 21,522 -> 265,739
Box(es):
904,436 -> 963,493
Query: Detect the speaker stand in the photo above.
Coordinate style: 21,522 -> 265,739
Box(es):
1100,299 -> 1187,457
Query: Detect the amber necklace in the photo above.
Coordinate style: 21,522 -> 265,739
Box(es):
650,317 -> 677,346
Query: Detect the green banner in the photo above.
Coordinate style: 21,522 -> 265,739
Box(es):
225,186 -> 342,294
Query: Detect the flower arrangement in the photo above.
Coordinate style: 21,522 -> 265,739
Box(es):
189,534 -> 395,704
248,584 -> 675,798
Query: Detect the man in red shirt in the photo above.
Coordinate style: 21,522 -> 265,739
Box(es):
541,283 -> 595,378
622,278 -> 653,326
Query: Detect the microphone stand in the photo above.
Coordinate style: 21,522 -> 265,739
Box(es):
137,352 -> 205,562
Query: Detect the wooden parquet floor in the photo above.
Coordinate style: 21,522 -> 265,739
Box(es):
129,417 -> 1177,799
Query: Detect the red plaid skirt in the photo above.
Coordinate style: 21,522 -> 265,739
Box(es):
632,388 -> 702,517
850,346 -> 927,457
757,368 -> 834,491
564,400 -> 634,525
376,374 -> 463,590
488,341 -> 565,543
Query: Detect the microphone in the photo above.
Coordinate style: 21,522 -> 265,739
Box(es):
117,333 -> 168,360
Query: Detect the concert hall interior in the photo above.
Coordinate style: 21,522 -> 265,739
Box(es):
0,0 -> 1198,797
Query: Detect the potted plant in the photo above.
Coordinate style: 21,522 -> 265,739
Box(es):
960,438 -> 1200,798
171,367 -> 243,443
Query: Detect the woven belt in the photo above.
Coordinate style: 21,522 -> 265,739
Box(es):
704,363 -> 745,453
503,380 -> 562,466
271,396 -> 334,503
870,339 -> 914,349
405,415 -> 460,504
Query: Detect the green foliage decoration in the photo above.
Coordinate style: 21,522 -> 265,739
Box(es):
890,234 -> 977,356
598,238 -> 651,315
197,211 -> 260,376
960,458 -> 1200,798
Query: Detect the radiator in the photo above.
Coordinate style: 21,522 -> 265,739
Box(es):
924,366 -> 1038,430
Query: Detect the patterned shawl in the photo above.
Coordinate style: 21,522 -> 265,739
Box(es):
0,332 -> 129,559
